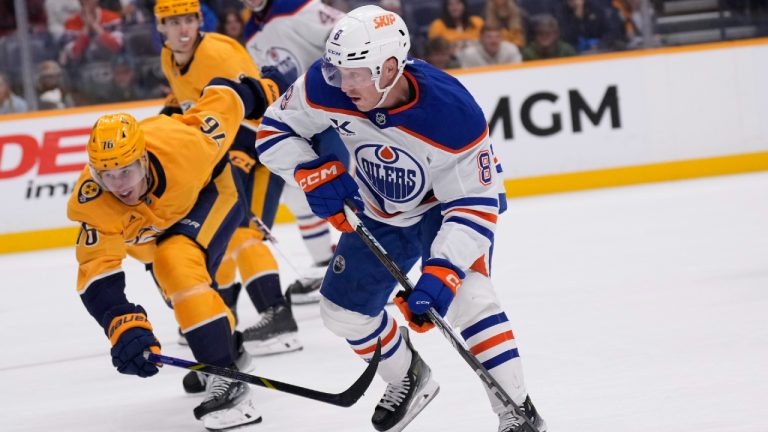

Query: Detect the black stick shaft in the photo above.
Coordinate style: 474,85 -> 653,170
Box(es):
145,340 -> 380,408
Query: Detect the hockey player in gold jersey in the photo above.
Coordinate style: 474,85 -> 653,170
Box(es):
67,73 -> 283,430
154,0 -> 301,361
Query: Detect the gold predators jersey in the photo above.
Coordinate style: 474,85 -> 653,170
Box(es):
162,32 -> 261,130
67,84 -> 246,293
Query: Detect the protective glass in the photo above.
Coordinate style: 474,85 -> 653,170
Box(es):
321,59 -> 374,90
94,159 -> 147,192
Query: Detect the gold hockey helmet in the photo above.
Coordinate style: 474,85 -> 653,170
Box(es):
154,0 -> 202,20
87,113 -> 146,170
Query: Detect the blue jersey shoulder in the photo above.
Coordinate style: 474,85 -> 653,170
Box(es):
389,60 -> 487,152
266,0 -> 312,22
304,60 -> 361,114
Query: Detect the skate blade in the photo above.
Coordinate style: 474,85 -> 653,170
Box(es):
387,380 -> 440,432
202,396 -> 262,432
243,333 -> 303,357
204,416 -> 262,432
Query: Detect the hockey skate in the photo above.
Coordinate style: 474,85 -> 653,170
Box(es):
497,396 -> 547,432
193,373 -> 261,431
285,276 -> 322,304
242,303 -> 302,356
184,333 -> 255,395
371,328 -> 440,432
286,261 -> 328,305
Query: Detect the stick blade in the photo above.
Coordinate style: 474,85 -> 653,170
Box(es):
334,338 -> 382,407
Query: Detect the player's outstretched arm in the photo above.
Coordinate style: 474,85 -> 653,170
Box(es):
69,218 -> 162,378
172,74 -> 286,166
185,74 -> 282,125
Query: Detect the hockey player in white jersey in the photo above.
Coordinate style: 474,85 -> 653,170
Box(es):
242,0 -> 347,303
255,5 -> 547,432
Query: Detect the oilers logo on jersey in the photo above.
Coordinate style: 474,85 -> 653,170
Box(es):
355,144 -> 424,203
332,254 -> 345,273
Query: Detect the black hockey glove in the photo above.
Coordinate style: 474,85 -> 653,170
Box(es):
239,75 -> 282,120
259,65 -> 291,95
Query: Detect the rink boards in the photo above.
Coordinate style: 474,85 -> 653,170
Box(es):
1,38 -> 767,253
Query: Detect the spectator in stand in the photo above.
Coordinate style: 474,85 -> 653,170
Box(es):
1,0 -> 48,36
555,0 -> 625,52
457,22 -> 522,67
120,0 -> 150,25
0,72 -> 29,115
46,0 -> 82,40
36,60 -> 74,110
200,3 -> 221,33
0,1 -> 15,37
518,0 -> 557,15
107,56 -> 146,102
428,0 -> 485,53
60,0 -> 124,65
521,13 -> 577,60
612,0 -> 658,48
100,0 -> 123,12
219,8 -> 245,44
424,36 -> 461,70
517,0 -> 557,42
484,0 -> 526,48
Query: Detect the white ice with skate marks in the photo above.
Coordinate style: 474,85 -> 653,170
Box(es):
2,172 -> 768,431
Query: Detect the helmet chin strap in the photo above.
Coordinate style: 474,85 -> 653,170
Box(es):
372,67 -> 404,109
372,86 -> 392,110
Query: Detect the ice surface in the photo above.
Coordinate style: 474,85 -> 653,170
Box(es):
2,173 -> 767,432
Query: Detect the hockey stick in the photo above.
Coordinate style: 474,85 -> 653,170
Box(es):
248,213 -> 308,279
144,339 -> 380,407
248,213 -> 278,244
342,203 -> 539,431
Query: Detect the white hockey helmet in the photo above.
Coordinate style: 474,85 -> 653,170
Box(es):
322,5 -> 410,96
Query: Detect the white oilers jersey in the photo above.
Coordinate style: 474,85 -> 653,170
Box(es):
256,60 -> 507,272
245,0 -> 343,83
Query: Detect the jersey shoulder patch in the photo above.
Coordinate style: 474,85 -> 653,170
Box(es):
78,179 -> 102,204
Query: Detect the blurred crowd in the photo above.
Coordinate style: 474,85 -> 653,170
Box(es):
0,0 -> 766,114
